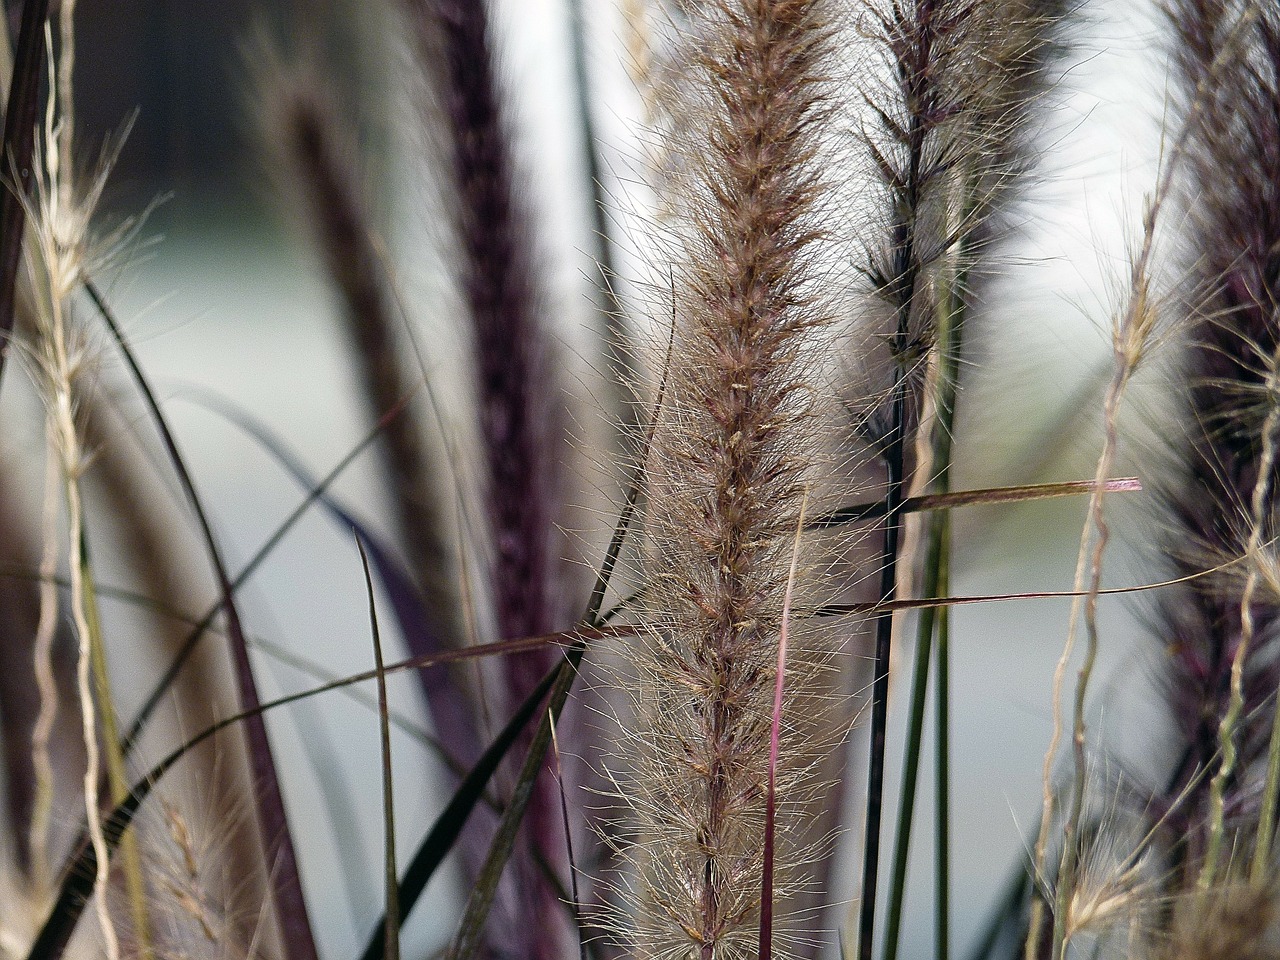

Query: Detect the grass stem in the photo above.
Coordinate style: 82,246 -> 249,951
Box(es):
79,528 -> 154,960
881,215 -> 968,960
1202,345 -> 1280,887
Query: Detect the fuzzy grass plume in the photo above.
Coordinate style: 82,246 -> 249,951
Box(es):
15,5 -> 1280,960
622,2 -> 840,958
1153,0 -> 1280,902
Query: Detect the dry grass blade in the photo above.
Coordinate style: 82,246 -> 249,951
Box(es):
759,496 -> 807,960
810,478 -> 1142,527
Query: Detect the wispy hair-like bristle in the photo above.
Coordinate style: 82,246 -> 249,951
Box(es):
1152,880 -> 1278,960
620,1 -> 843,957
1153,0 -> 1280,884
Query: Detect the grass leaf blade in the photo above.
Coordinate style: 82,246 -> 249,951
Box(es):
84,279 -> 319,960
357,537 -> 401,960
359,658 -> 562,960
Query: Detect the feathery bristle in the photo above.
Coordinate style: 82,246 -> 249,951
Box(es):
1155,0 -> 1280,880
623,2 -> 841,957
1154,881 -> 1279,960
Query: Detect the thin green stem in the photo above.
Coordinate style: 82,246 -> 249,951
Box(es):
861,378 -> 905,960
935,553 -> 951,960
881,232 -> 967,960
358,541 -> 400,960
1254,676 -> 1280,882
859,74 -> 928,959
933,237 -> 968,960
881,520 -> 942,960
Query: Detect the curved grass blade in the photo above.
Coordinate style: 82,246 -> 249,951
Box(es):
4,561 -> 470,776
358,657 -> 562,960
84,278 -> 318,960
448,645 -> 584,960
357,538 -> 401,960
446,292 -> 670,960
186,391 -> 482,767
190,389 -> 497,914
26,627 -> 585,960
122,384 -> 410,750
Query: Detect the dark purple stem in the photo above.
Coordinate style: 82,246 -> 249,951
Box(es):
402,2 -> 566,955
0,0 -> 52,389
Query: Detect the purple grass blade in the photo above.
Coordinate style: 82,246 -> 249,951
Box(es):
85,282 -> 319,960
189,393 -> 482,769
28,625 -> 581,960
760,506 -> 804,960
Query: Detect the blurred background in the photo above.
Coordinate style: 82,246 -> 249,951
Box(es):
4,0 -> 1187,957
